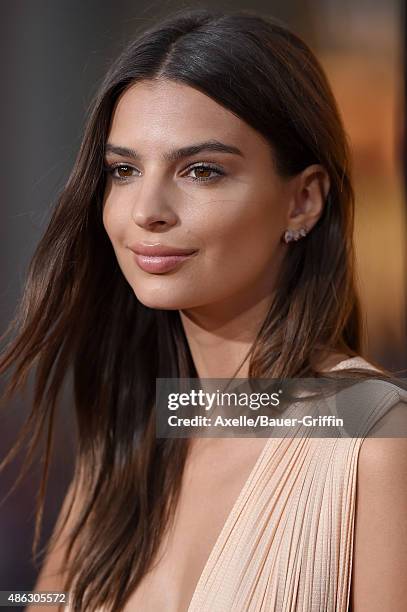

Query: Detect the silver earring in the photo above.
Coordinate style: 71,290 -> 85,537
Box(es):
283,226 -> 308,243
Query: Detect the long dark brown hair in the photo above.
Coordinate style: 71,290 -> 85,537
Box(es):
0,8 -> 405,611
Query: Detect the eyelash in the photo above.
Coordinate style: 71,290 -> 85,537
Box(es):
103,162 -> 225,184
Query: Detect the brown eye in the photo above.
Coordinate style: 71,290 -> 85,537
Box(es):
186,164 -> 224,182
103,163 -> 138,181
193,167 -> 212,179
116,165 -> 134,178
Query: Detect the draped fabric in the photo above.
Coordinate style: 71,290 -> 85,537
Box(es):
66,356 -> 407,611
187,357 -> 407,611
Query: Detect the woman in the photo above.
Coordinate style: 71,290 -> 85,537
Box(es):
1,8 -> 406,612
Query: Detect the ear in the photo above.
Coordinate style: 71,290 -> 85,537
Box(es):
286,164 -> 330,230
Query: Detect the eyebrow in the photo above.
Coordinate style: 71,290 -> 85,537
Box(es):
104,139 -> 244,162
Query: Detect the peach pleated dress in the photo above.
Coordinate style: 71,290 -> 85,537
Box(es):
65,356 -> 407,611
186,356 -> 407,611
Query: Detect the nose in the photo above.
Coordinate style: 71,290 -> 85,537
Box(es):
131,174 -> 178,231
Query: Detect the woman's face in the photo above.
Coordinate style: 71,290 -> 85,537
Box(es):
102,79 -> 297,313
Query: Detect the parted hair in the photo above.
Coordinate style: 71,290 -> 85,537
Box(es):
0,8 -> 402,611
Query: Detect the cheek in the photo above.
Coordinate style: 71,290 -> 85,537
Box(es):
102,196 -> 127,243
203,194 -> 285,270
188,190 -> 286,304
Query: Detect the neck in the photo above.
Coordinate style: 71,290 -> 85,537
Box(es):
179,292 -> 275,379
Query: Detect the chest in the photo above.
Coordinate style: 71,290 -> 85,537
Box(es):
123,438 -> 269,612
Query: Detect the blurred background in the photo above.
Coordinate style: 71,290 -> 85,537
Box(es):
0,0 -> 406,603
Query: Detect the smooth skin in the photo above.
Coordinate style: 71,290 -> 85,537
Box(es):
102,78 -> 330,379
102,79 -> 407,611
350,408 -> 407,611
28,79 -> 407,611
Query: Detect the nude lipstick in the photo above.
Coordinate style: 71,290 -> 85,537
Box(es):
128,243 -> 198,274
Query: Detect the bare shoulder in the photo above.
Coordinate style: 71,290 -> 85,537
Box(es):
357,429 -> 407,495
350,407 -> 407,611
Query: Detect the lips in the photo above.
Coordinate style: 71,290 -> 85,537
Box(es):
129,243 -> 197,257
128,242 -> 198,274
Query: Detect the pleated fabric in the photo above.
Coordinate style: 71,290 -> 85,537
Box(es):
187,357 -> 407,611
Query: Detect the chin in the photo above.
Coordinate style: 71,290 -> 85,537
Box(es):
132,287 -> 199,311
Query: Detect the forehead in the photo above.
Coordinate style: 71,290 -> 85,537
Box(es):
107,79 -> 259,149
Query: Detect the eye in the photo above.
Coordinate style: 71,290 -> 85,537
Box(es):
103,161 -> 225,184
103,163 -> 138,181
184,163 -> 225,183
